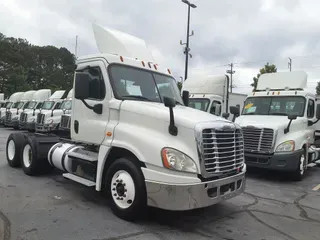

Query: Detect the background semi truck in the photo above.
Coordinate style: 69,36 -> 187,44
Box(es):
234,71 -> 320,180
5,23 -> 246,221
182,75 -> 247,120
1,92 -> 25,125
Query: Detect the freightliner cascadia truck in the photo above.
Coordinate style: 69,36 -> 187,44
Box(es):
5,23 -> 246,221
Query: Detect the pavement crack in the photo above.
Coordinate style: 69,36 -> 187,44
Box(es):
0,209 -> 11,240
246,210 -> 298,240
294,193 -> 320,223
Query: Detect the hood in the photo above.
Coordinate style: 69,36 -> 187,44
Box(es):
120,100 -> 231,129
235,115 -> 294,129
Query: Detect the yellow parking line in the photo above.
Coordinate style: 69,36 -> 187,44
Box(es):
312,184 -> 320,191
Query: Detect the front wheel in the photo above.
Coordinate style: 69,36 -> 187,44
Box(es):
105,158 -> 147,221
292,151 -> 306,181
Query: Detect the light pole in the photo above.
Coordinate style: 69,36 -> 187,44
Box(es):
180,0 -> 197,81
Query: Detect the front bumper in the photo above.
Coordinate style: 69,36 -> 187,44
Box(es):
145,168 -> 246,211
36,123 -> 58,132
244,149 -> 303,171
11,119 -> 19,128
26,122 -> 36,131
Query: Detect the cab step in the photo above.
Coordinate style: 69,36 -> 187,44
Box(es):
67,150 -> 98,162
62,173 -> 96,187
307,163 -> 317,168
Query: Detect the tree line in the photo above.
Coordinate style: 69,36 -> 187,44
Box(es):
0,33 -> 76,98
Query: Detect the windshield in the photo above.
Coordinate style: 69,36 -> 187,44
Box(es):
242,96 -> 306,117
4,102 -> 12,108
35,102 -> 43,109
109,65 -> 183,105
41,101 -> 55,110
60,100 -> 72,110
12,101 -> 24,109
188,98 -> 210,111
25,101 -> 37,109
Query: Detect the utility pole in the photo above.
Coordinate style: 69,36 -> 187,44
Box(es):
288,57 -> 292,71
180,0 -> 197,81
75,35 -> 78,59
226,63 -> 235,93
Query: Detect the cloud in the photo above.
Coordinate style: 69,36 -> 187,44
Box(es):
1,0 -> 320,94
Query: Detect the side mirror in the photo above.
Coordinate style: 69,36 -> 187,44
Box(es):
182,90 -> 189,106
316,104 -> 320,119
163,97 -> 176,108
230,106 -> 240,115
74,72 -> 90,100
214,104 -> 221,116
288,115 -> 297,120
222,113 -> 230,119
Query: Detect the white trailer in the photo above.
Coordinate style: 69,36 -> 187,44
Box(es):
5,23 -> 246,221
182,75 -> 247,120
233,71 -> 320,181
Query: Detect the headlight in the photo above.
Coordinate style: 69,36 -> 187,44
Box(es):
12,117 -> 18,120
161,148 -> 197,173
276,140 -> 295,152
46,119 -> 54,124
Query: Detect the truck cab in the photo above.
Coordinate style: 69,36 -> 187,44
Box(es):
43,89 -> 73,132
26,90 -> 65,132
5,23 -> 246,221
182,75 -> 247,120
2,92 -> 25,126
19,89 -> 52,130
235,71 -> 320,180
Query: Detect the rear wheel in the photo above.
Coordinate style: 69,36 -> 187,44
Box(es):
6,133 -> 25,168
105,158 -> 147,221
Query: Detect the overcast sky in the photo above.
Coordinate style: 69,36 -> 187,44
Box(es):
1,0 -> 320,94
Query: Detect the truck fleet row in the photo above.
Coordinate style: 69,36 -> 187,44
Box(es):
1,23 -> 320,222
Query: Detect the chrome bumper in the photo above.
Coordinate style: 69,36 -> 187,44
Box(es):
145,167 -> 246,211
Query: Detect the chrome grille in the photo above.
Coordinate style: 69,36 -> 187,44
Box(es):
60,115 -> 71,129
200,127 -> 244,176
20,112 -> 28,122
37,113 -> 45,124
6,111 -> 12,121
242,127 -> 274,152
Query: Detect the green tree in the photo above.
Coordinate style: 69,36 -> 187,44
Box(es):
316,82 -> 320,95
0,32 -> 76,97
251,62 -> 277,91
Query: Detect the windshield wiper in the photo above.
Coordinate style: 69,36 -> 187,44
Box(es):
269,113 -> 288,116
122,95 -> 151,101
243,112 -> 256,115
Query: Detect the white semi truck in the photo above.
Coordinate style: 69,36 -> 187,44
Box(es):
233,71 -> 320,181
17,89 -> 52,130
5,90 -> 37,129
182,75 -> 247,121
1,92 -> 25,125
5,23 -> 246,221
25,90 -> 66,132
39,89 -> 73,133
0,93 -> 5,108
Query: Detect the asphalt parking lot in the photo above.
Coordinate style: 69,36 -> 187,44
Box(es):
0,129 -> 320,240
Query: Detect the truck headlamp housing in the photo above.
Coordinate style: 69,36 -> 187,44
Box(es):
275,140 -> 295,152
161,148 -> 197,173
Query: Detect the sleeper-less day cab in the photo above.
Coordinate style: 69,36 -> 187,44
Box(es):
5,23 -> 246,221
234,71 -> 320,180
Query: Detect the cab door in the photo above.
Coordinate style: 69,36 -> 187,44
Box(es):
71,59 -> 111,145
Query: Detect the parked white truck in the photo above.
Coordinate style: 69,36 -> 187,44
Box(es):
182,75 -> 247,120
233,71 -> 320,181
18,89 -> 52,130
1,92 -> 25,125
40,89 -> 73,133
0,93 -> 5,108
5,23 -> 246,221
25,90 -> 66,132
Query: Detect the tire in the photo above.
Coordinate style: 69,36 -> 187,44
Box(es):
105,158 -> 147,221
6,133 -> 25,168
21,136 -> 54,176
292,151 -> 306,181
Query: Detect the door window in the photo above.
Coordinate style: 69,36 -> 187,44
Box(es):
210,101 -> 222,116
